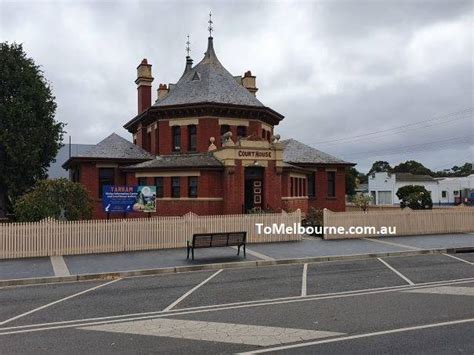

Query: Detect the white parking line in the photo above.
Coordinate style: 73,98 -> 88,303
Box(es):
443,253 -> 473,265
377,258 -> 415,285
363,238 -> 421,250
0,278 -> 121,327
163,269 -> 223,311
301,263 -> 308,297
240,318 -> 474,354
2,278 -> 473,336
50,256 -> 70,276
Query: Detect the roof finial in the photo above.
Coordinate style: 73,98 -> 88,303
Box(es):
186,34 -> 191,57
208,11 -> 213,37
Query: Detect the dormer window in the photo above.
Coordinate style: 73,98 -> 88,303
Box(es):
192,72 -> 201,81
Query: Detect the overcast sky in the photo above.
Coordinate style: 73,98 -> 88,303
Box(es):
1,0 -> 472,172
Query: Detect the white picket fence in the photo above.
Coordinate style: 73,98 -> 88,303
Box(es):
323,207 -> 474,239
0,211 -> 302,259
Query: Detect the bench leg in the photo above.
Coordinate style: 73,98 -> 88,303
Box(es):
187,246 -> 190,260
244,244 -> 246,258
237,245 -> 240,256
192,248 -> 194,260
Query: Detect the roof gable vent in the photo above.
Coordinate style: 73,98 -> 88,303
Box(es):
192,72 -> 201,81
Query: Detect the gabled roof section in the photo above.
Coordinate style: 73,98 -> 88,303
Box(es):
281,139 -> 354,165
76,133 -> 153,160
154,37 -> 265,108
122,152 -> 223,170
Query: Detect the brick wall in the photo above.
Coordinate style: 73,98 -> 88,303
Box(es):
222,162 -> 245,214
133,117 -> 270,154
308,167 -> 346,212
264,161 -> 282,211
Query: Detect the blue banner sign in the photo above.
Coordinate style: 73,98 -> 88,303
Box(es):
102,186 -> 156,213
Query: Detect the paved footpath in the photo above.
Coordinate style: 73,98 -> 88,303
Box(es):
0,233 -> 473,282
0,251 -> 473,353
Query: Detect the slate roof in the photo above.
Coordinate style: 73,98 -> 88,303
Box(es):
281,139 -> 353,165
154,37 -> 264,108
395,173 -> 436,182
74,133 -> 153,160
123,153 -> 223,170
48,144 -> 94,178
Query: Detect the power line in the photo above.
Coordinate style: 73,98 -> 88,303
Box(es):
319,114 -> 471,147
342,135 -> 472,159
313,108 -> 473,145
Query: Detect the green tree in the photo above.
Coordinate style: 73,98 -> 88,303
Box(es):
393,160 -> 433,176
368,161 -> 392,175
0,42 -> 65,218
345,167 -> 368,195
396,185 -> 433,210
345,167 -> 359,196
14,179 -> 92,222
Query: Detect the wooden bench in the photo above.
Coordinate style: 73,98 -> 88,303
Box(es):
187,232 -> 247,260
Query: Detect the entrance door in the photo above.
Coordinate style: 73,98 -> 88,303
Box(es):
244,167 -> 264,212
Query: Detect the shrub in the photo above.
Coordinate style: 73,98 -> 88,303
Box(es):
14,179 -> 93,221
396,185 -> 433,210
353,193 -> 373,211
304,207 -> 323,227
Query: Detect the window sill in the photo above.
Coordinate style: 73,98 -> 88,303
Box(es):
326,197 -> 337,200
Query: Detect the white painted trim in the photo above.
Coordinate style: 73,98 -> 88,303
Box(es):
168,118 -> 199,126
377,258 -> 415,285
289,173 -> 307,179
163,270 -> 223,311
218,118 -> 250,127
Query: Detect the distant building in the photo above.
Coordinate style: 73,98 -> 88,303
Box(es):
368,172 -> 474,205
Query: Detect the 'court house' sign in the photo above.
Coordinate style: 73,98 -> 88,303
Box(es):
237,150 -> 272,159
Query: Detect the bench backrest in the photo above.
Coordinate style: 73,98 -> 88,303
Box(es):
192,232 -> 246,248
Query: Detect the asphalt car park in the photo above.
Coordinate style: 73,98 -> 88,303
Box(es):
0,252 -> 473,354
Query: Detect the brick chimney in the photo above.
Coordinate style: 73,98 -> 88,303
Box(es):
157,83 -> 169,100
135,58 -> 154,114
242,70 -> 258,96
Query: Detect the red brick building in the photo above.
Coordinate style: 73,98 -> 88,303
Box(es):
64,35 -> 354,219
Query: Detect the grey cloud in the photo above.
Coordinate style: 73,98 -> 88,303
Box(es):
1,0 -> 472,173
